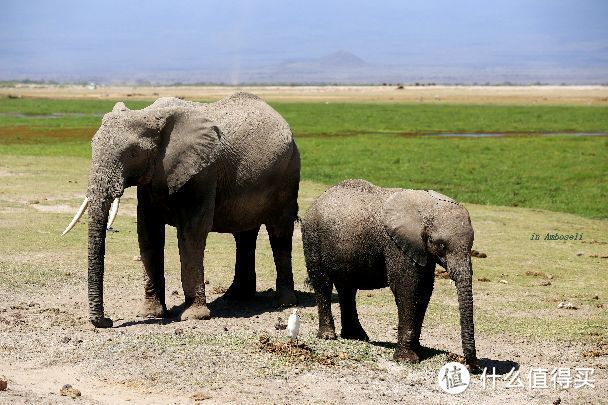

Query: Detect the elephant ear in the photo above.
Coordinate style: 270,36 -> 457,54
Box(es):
383,190 -> 428,266
427,190 -> 459,205
158,108 -> 221,194
112,102 -> 129,113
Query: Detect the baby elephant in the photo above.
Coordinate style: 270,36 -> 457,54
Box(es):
302,179 -> 477,369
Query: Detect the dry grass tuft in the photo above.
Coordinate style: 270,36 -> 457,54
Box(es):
258,334 -> 337,365
446,352 -> 466,364
471,250 -> 487,258
211,285 -> 228,295
525,271 -> 554,279
191,391 -> 212,402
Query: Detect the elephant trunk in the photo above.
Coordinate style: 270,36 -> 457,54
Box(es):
86,160 -> 124,328
87,198 -> 114,327
449,256 -> 478,368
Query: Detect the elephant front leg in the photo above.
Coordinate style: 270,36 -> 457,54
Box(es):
411,264 -> 435,351
223,226 -> 260,301
177,225 -> 211,321
389,264 -> 422,363
137,188 -> 167,318
267,223 -> 297,307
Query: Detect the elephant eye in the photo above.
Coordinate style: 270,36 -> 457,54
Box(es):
125,145 -> 140,159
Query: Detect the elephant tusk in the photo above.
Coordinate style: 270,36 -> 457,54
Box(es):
62,197 -> 89,236
106,198 -> 120,230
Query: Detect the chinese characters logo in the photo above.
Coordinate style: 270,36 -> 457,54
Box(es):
481,367 -> 595,390
437,363 -> 595,395
438,362 -> 471,394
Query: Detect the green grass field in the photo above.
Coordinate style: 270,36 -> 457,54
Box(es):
2,98 -> 608,134
0,98 -> 606,218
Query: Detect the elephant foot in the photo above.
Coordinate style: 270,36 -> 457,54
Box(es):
465,357 -> 481,374
317,328 -> 337,340
409,340 -> 422,353
180,303 -> 211,321
222,283 -> 256,301
90,316 -> 113,328
340,327 -> 369,341
137,298 -> 167,318
274,287 -> 297,307
393,347 -> 421,363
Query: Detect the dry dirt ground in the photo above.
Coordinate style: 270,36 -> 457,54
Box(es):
2,84 -> 608,105
0,154 -> 607,404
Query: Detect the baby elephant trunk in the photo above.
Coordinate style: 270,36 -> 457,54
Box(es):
449,256 -> 478,368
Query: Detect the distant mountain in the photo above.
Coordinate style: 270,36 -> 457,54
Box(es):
1,50 -> 606,85
236,51 -> 608,84
317,51 -> 369,68
244,51 -> 376,84
276,51 -> 368,71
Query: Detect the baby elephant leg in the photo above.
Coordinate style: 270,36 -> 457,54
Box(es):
310,274 -> 336,339
304,230 -> 336,339
336,285 -> 369,341
315,287 -> 337,339
411,263 -> 435,351
389,263 -> 423,363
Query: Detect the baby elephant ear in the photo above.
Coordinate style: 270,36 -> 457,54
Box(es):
383,190 -> 428,266
427,190 -> 458,205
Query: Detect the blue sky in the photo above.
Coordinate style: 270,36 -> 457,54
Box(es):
1,0 -> 607,81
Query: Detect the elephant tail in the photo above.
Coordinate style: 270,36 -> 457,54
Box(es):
301,213 -> 327,288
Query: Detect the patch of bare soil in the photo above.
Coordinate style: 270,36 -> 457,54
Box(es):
2,84 -> 607,105
583,347 -> 608,358
0,272 -> 606,405
0,169 -> 24,177
30,204 -> 78,214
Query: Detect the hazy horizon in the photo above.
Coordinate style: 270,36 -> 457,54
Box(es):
1,0 -> 607,84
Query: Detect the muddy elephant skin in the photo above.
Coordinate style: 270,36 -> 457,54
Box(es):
302,179 -> 477,369
75,92 -> 300,328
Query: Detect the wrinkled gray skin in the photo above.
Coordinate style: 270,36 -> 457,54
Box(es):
86,92 -> 300,328
302,179 -> 478,370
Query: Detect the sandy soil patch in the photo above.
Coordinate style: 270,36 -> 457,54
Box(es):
0,281 -> 606,404
2,84 -> 607,105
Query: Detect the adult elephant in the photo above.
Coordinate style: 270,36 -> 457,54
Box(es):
64,92 -> 300,328
302,180 -> 478,370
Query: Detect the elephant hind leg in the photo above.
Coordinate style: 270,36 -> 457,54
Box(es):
223,226 -> 260,301
177,225 -> 211,321
336,285 -> 369,341
267,222 -> 297,307
304,242 -> 336,339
